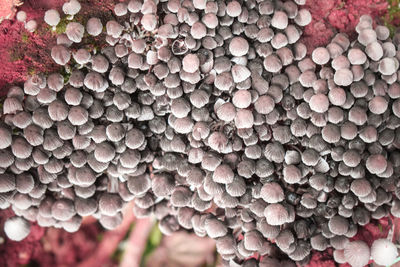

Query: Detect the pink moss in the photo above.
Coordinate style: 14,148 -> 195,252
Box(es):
302,0 -> 388,53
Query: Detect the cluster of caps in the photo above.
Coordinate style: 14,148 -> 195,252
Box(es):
1,0 -> 400,266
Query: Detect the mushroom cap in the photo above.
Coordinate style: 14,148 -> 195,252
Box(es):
0,173 -> 16,193
141,14 -> 158,31
312,47 -> 330,65
366,154 -> 387,174
205,217 -> 228,238
44,9 -> 60,26
16,11 -> 27,22
365,41 -> 383,61
294,9 -> 311,26
271,11 -> 288,29
84,72 -> 106,92
350,179 -> 372,197
63,0 -> 81,15
0,127 -> 12,149
264,203 -> 288,225
379,57 -> 397,76
86,17 -> 103,36
182,54 -> 200,73
99,193 -> 123,216
371,239 -> 398,266
334,68 -> 353,86
231,65 -> 251,83
4,217 -> 30,241
94,142 -> 116,163
347,48 -> 367,65
25,20 -> 38,32
73,48 -> 91,65
125,128 -> 145,149
65,22 -> 85,43
344,241 -> 370,267
232,90 -> 252,108
51,199 -> 76,221
68,106 -> 89,126
99,213 -> 123,230
263,54 -> 282,73
226,1 -> 242,17
309,94 -> 329,113
260,182 -> 284,203
234,109 -> 254,129
328,215 -> 349,235
229,37 -> 249,57
51,45 -> 71,65
368,96 -> 388,114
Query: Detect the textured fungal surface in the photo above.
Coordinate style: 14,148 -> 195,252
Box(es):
1,0 -> 400,266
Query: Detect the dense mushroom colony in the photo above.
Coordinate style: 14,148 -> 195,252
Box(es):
1,0 -> 400,266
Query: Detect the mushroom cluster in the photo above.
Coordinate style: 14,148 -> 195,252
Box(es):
1,0 -> 400,266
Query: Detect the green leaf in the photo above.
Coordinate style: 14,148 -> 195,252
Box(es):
140,222 -> 162,266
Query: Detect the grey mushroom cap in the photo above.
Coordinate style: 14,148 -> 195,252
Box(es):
0,127 -> 12,149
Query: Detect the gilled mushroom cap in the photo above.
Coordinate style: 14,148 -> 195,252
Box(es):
4,217 -> 31,241
344,241 -> 370,267
234,109 -> 254,129
350,179 -> 372,197
213,164 -> 234,184
51,45 -> 71,66
231,65 -> 251,84
44,9 -> 60,26
63,0 -> 81,15
99,193 -> 123,216
264,203 -> 288,225
73,49 -> 91,65
68,106 -> 89,126
328,215 -> 349,235
66,22 -> 85,43
0,126 -> 12,149
366,154 -> 387,174
205,217 -> 228,238
226,0 -> 242,17
229,37 -> 249,57
84,72 -> 106,92
0,173 -> 16,193
106,20 -> 123,38
141,14 -> 158,31
12,137 -> 32,159
260,182 -> 284,203
3,97 -> 23,115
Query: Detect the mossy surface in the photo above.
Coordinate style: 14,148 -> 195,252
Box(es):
383,0 -> 400,36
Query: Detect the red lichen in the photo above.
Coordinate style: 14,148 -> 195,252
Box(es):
302,0 -> 388,53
